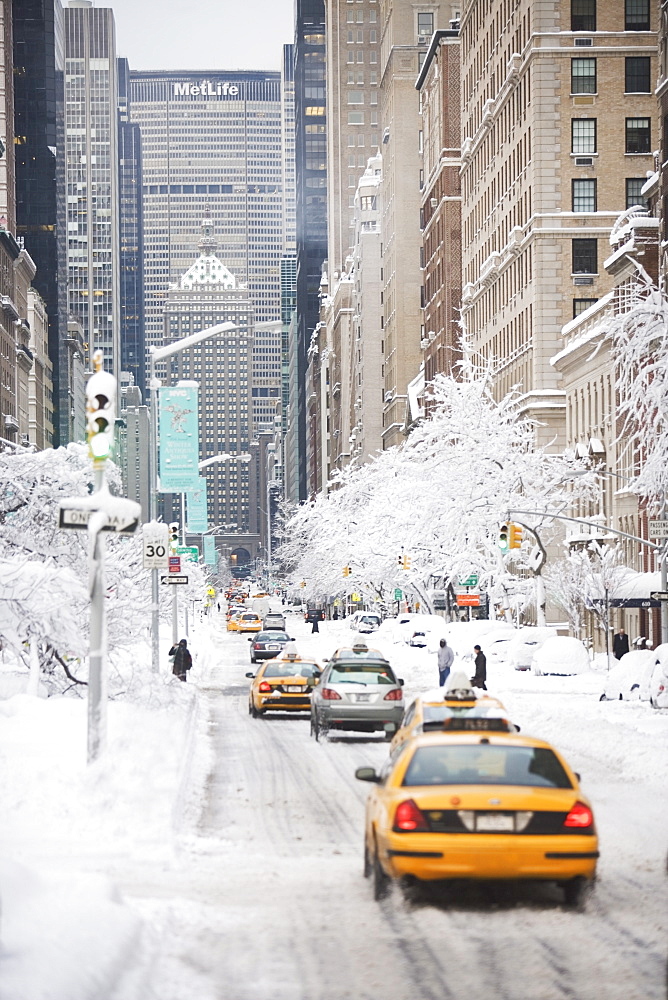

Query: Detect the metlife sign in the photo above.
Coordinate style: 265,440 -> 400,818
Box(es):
172,80 -> 240,98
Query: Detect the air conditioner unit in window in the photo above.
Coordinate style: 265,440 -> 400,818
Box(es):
574,38 -> 593,46
418,34 -> 430,44
575,157 -> 593,166
574,276 -> 594,285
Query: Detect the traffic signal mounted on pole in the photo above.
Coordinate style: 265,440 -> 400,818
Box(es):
402,555 -> 411,571
509,523 -> 524,549
498,523 -> 510,552
343,566 -> 351,577
85,353 -> 116,462
169,522 -> 179,549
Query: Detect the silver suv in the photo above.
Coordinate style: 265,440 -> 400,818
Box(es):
310,655 -> 404,741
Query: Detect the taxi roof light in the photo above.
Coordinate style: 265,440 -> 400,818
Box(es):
394,799 -> 429,832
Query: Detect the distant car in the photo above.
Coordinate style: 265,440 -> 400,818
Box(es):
408,631 -> 428,648
226,611 -> 245,632
356,730 -> 598,907
246,655 -> 321,717
350,612 -> 382,633
248,630 -> 295,663
326,643 -> 389,664
231,612 -> 263,634
532,636 -> 591,676
649,643 -> 668,709
263,613 -> 287,631
310,654 -> 404,740
600,649 -> 656,701
508,627 -> 558,671
305,607 -> 325,623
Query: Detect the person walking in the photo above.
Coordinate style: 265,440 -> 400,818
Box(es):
470,644 -> 487,691
169,638 -> 192,681
613,627 -> 630,660
437,638 -> 454,686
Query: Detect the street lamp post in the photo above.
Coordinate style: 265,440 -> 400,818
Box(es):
148,322 -> 237,673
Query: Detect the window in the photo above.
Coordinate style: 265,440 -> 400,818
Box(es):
625,56 -> 651,92
417,12 -> 434,34
573,298 -> 598,317
572,238 -> 597,273
626,177 -> 648,208
348,90 -> 364,104
572,178 -> 596,212
348,111 -> 364,124
571,58 -> 596,93
572,118 -> 596,153
626,117 -> 651,153
571,0 -> 596,31
625,0 -> 650,31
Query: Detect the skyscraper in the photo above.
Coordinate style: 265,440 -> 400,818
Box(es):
63,0 -> 121,380
128,70 -> 283,359
294,0 -> 327,499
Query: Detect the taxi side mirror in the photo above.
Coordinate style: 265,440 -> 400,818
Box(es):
574,771 -> 581,782
355,766 -> 380,783
248,637 -> 253,641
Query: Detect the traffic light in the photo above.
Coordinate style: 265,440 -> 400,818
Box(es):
398,554 -> 403,565
498,523 -> 509,552
343,566 -> 351,577
402,555 -> 411,571
300,580 -> 306,588
509,523 -> 524,549
169,522 -> 179,548
85,364 -> 116,461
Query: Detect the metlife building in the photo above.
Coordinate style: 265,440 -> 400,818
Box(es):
128,71 -> 284,353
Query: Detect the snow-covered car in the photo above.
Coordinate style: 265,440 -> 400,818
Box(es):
532,636 -> 591,677
408,631 -> 428,648
649,643 -> 668,709
600,650 -> 655,701
508,627 -> 557,671
349,611 -> 382,634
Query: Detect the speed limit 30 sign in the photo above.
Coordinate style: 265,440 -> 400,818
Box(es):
142,521 -> 170,570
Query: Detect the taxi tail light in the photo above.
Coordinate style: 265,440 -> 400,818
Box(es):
563,801 -> 594,828
394,799 -> 429,832
383,687 -> 403,701
258,681 -> 272,693
321,687 -> 342,701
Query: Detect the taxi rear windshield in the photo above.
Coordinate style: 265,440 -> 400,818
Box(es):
329,664 -> 396,685
402,745 -> 572,788
263,663 -> 319,678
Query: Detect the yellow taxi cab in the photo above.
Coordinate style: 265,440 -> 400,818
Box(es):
246,649 -> 322,716
231,612 -> 263,633
356,730 -> 598,907
390,672 -> 517,752
226,611 -> 244,632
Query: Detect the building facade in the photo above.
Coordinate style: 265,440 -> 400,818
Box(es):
128,70 -> 283,358
460,0 -> 657,447
63,0 -> 121,381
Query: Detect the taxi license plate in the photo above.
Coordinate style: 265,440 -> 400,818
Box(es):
476,813 -> 514,832
286,685 -> 303,693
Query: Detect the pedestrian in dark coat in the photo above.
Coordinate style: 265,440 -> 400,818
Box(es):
470,645 -> 487,690
613,628 -> 630,660
169,638 -> 192,681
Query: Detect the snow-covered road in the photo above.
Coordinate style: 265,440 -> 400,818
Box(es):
110,619 -> 666,1000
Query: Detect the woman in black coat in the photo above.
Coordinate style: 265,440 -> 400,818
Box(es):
169,638 -> 192,681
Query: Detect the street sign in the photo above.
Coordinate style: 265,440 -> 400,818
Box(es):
393,588 -> 403,601
142,522 -> 169,570
648,520 -> 668,538
175,545 -> 199,562
459,574 -> 478,587
650,591 -> 668,601
457,594 -> 480,607
58,506 -> 139,534
350,592 -> 362,602
160,575 -> 189,585
168,556 -> 181,574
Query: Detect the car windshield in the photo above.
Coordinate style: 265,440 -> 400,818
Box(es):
421,706 -> 453,727
329,664 -> 396,685
402,745 -> 572,788
263,663 -> 319,678
256,632 -> 290,642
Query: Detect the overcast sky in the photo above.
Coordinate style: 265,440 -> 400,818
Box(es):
108,0 -> 294,73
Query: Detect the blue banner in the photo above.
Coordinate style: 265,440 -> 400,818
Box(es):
186,477 -> 209,533
203,534 -> 217,566
158,385 -> 200,492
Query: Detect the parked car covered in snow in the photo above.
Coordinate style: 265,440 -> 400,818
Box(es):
508,627 -> 557,671
532,636 -> 591,676
649,643 -> 668,709
600,650 -> 655,701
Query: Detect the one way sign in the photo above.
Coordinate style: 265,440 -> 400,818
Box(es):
58,506 -> 139,534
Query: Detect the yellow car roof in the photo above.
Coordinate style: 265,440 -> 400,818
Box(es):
406,730 -> 554,752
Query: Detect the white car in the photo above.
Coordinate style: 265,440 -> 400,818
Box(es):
649,643 -> 668,709
508,626 -> 557,671
349,611 -> 382,633
532,636 -> 591,676
600,650 -> 655,701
